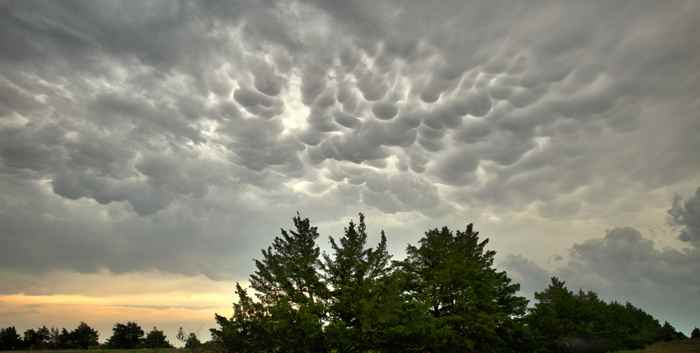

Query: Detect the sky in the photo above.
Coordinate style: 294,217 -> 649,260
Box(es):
1,0 -> 700,341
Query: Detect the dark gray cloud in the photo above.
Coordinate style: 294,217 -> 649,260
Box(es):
1,0 -> 699,302
669,187 -> 700,243
504,226 -> 700,334
503,187 -> 700,334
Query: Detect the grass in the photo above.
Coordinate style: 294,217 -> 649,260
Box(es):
4,341 -> 699,353
614,339 -> 700,353
1,350 -> 183,353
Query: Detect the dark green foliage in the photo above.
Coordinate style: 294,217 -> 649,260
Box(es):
212,284 -> 268,353
250,214 -> 327,308
39,322 -> 98,349
213,213 -> 327,353
23,326 -> 50,349
401,224 -> 528,353
321,213 -> 397,353
211,213 -> 686,353
144,326 -> 172,348
0,327 -> 22,350
656,321 -> 686,342
185,333 -> 202,349
57,328 -> 75,349
2,322 -> 96,350
72,322 -> 99,349
527,277 -> 675,353
107,321 -> 144,349
692,327 -> 700,339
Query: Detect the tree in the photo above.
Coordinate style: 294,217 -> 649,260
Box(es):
657,321 -> 685,342
212,213 -> 690,353
47,328 -> 60,349
107,322 -> 144,349
185,333 -> 201,349
178,328 -> 201,352
214,214 -> 328,353
212,284 -> 268,353
250,214 -> 327,308
57,328 -> 75,349
321,213 -> 396,353
23,326 -> 50,349
72,322 -> 99,349
527,277 -> 669,352
144,327 -> 171,348
692,327 -> 700,339
0,327 -> 22,351
401,224 -> 528,353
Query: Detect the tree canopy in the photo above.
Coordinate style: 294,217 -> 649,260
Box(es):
1,213 -> 691,353
144,327 -> 172,348
1,322 -> 99,351
211,213 -> 688,353
107,322 -> 144,349
526,277 -> 684,352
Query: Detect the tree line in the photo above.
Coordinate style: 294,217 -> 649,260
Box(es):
210,213 -> 697,353
0,322 -> 181,350
2,213 -> 698,353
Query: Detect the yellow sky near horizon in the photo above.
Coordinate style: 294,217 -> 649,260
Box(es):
0,270 -> 237,343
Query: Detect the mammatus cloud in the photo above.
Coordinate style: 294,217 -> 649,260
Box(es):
1,2 -> 700,337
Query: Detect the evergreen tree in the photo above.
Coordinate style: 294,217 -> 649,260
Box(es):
527,277 -> 668,352
401,224 -> 528,353
144,327 -> 171,348
212,213 -> 691,353
656,321 -> 685,342
692,327 -> 700,339
321,213 -> 396,353
214,214 -> 327,353
212,283 -> 268,353
250,213 -> 327,308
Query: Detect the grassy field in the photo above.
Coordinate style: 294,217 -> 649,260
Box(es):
3,341 -> 700,353
614,339 -> 700,353
1,350 -> 184,353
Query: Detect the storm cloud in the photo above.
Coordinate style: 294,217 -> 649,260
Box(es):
1,0 -> 700,333
504,187 -> 700,334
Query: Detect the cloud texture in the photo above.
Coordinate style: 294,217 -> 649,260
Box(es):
1,0 -> 700,333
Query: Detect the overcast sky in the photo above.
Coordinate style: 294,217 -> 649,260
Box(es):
1,0 -> 699,340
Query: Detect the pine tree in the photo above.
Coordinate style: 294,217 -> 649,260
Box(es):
402,224 -> 528,353
527,277 -> 670,352
692,327 -> 700,339
212,283 -> 268,353
249,214 -> 327,308
321,213 -> 394,353
657,321 -> 685,342
214,214 -> 327,353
